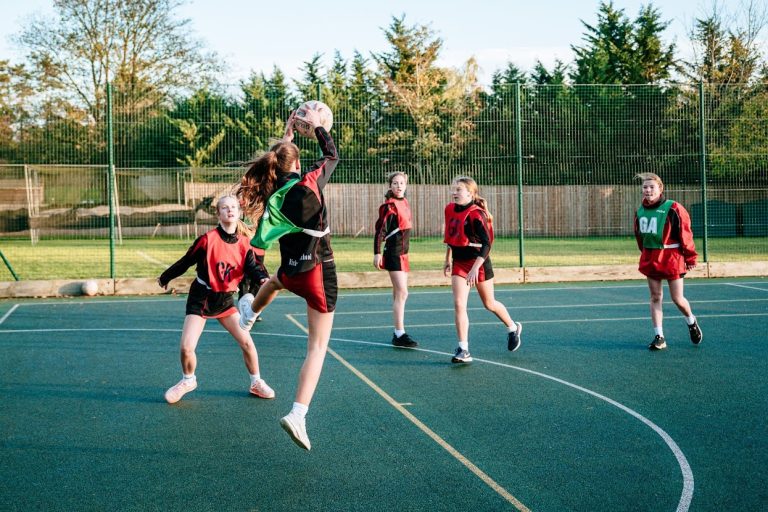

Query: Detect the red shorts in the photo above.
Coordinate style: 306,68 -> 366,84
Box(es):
382,252 -> 410,272
451,257 -> 494,282
277,260 -> 338,313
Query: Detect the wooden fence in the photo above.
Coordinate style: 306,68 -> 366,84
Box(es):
326,184 -> 768,237
2,177 -> 765,238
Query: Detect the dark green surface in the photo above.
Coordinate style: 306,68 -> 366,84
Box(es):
1,278 -> 766,511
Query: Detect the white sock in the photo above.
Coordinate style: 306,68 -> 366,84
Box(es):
507,323 -> 517,333
686,316 -> 696,326
183,373 -> 195,380
250,374 -> 261,385
654,326 -> 664,337
458,341 -> 469,351
291,402 -> 309,419
394,329 -> 405,337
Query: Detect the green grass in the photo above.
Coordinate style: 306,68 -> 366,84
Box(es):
1,236 -> 766,281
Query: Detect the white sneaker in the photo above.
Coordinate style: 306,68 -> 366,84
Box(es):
164,378 -> 197,404
249,379 -> 275,399
238,293 -> 258,331
280,413 -> 311,450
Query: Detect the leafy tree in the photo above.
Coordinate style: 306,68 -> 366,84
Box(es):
530,59 -> 569,85
571,1 -> 676,84
683,1 -> 767,84
17,0 -> 221,124
0,61 -> 34,163
679,1 -> 768,182
167,88 -> 234,167
371,15 -> 482,183
225,68 -> 294,164
630,5 -> 678,82
295,54 -> 326,102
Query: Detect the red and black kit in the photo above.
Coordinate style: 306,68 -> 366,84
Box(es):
159,225 -> 268,318
634,195 -> 697,280
443,202 -> 495,281
273,126 -> 339,313
373,196 -> 412,272
238,246 -> 266,298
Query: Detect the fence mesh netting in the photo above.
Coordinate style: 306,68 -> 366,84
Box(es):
1,83 -> 766,279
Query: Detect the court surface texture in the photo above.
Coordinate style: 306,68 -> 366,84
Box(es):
1,278 -> 766,511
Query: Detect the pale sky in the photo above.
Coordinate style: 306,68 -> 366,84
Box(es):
0,0 -> 720,85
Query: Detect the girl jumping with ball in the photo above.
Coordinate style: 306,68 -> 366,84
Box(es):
236,106 -> 338,451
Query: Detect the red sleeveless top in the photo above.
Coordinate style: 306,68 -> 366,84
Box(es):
443,203 -> 493,247
204,229 -> 252,292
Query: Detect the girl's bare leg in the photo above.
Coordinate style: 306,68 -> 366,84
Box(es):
389,270 -> 408,331
294,307 -> 334,405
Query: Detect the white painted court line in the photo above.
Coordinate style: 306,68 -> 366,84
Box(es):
0,327 -> 307,338
725,283 -> 768,292
328,312 -> 768,331
2,293 -> 304,308
327,335 -> 695,512
340,280 -> 768,298
285,314 -> 531,511
0,304 -> 19,326
329,297 -> 768,316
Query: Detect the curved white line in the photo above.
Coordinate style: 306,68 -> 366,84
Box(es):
329,336 -> 694,512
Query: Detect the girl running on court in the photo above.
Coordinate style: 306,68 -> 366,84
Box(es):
443,176 -> 521,363
158,195 -> 274,404
373,171 -> 417,348
236,107 -> 338,451
634,172 -> 702,350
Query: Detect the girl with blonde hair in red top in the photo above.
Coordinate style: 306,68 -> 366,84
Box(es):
443,176 -> 521,363
158,195 -> 274,404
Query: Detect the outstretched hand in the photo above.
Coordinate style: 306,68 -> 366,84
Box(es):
283,111 -> 296,142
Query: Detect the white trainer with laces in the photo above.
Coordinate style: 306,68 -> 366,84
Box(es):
238,293 -> 258,331
164,378 -> 197,404
249,379 -> 275,399
280,413 -> 311,450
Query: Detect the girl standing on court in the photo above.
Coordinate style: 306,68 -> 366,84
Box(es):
158,195 -> 274,404
373,171 -> 417,348
237,107 -> 338,451
634,172 -> 702,350
443,176 -> 521,363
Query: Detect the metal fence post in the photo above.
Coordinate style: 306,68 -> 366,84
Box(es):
107,82 -> 116,278
515,82 -> 525,268
698,81 -> 709,262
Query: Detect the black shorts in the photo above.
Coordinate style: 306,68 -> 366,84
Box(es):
382,251 -> 410,272
185,279 -> 236,318
277,260 -> 338,313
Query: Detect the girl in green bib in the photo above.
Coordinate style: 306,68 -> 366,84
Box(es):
634,172 -> 702,350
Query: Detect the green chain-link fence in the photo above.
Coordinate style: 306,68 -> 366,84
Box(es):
1,83 -> 766,280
